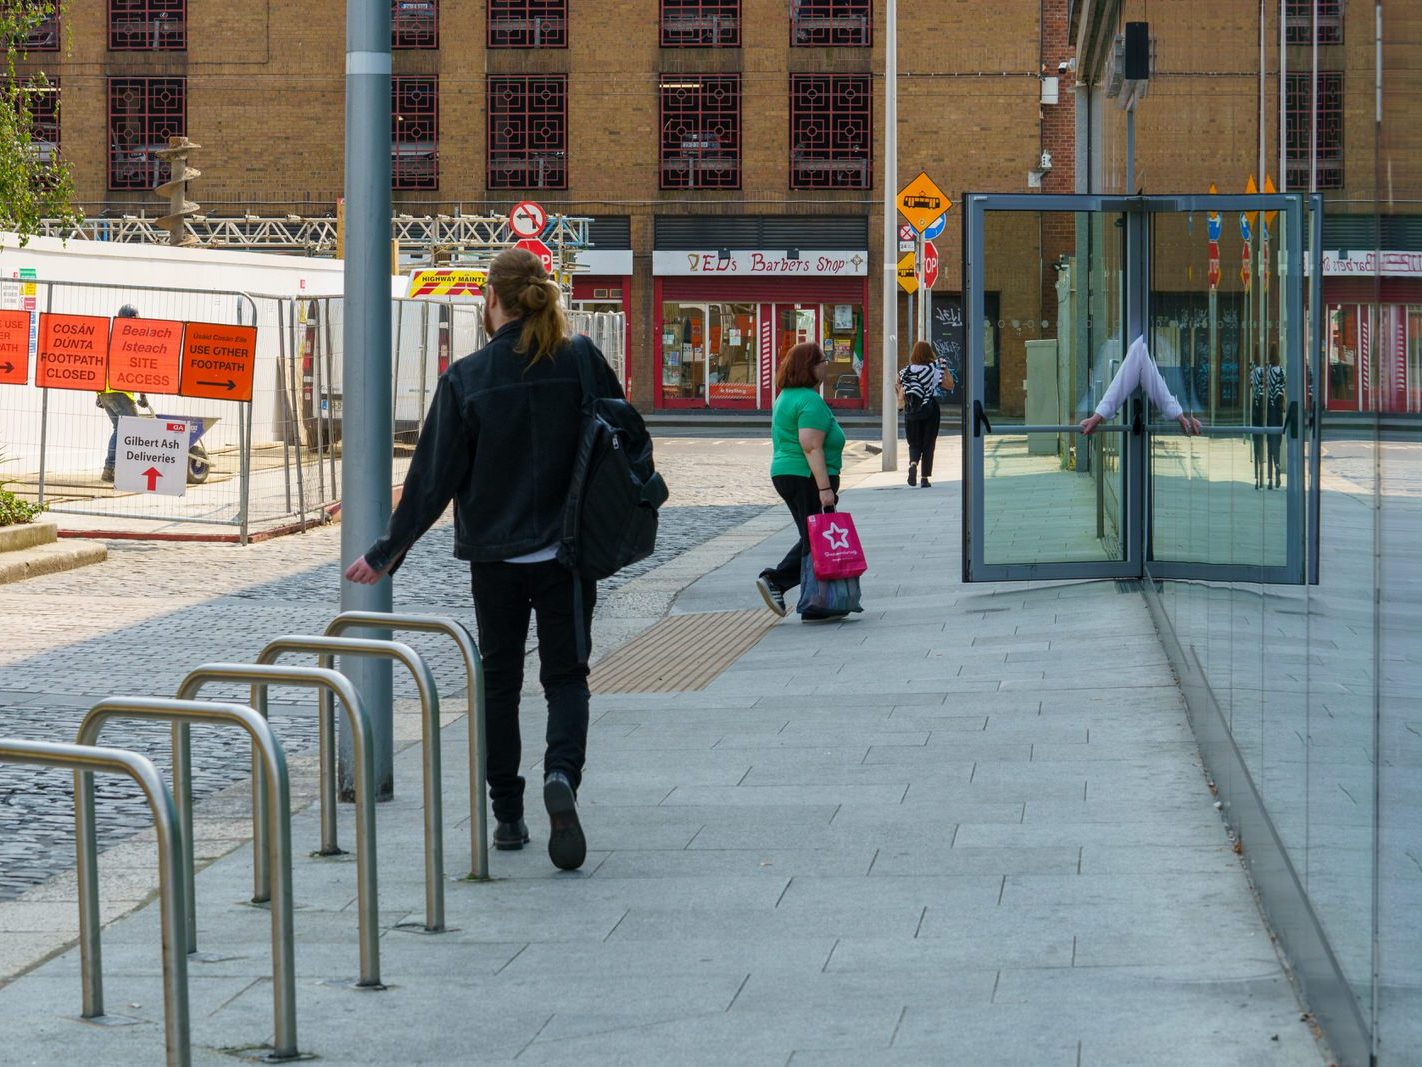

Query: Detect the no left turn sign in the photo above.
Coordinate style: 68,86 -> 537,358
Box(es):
509,200 -> 547,238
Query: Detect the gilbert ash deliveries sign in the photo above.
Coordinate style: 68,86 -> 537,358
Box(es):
113,415 -> 189,497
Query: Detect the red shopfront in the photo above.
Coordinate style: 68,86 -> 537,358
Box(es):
1322,255 -> 1422,414
652,254 -> 870,411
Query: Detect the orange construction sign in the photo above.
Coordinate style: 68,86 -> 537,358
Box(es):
36,312 -> 110,391
107,316 -> 184,395
179,322 -> 258,401
0,310 -> 30,385
407,268 -> 486,298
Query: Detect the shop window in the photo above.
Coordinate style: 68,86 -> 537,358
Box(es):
392,0 -> 437,48
660,75 -> 740,190
1285,0 -> 1341,45
393,77 -> 438,191
1285,71 -> 1343,190
488,75 -> 567,189
661,0 -> 738,47
10,1 -> 59,51
791,0 -> 870,47
107,76 -> 185,190
487,0 -> 566,48
790,74 -> 871,190
109,0 -> 185,51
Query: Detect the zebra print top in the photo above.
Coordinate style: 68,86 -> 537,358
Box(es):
1250,364 -> 1286,405
898,362 -> 942,403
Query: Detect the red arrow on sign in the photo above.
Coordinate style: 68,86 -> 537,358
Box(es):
142,467 -> 162,491
922,241 -> 940,288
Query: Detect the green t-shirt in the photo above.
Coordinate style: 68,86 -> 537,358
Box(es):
770,387 -> 846,478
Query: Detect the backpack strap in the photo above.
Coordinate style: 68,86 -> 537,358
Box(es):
570,333 -> 596,404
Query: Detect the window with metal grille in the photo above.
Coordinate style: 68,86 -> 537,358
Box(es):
1285,0 -> 1342,46
9,1 -> 60,51
23,79 -> 59,165
789,74 -> 870,190
392,77 -> 438,190
791,0 -> 870,47
488,76 -> 567,189
487,0 -> 566,48
108,77 -> 184,190
660,75 -> 740,190
661,0 -> 739,47
109,0 -> 185,51
392,0 -> 437,48
1285,71 -> 1343,190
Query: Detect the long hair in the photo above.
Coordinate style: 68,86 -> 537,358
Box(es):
485,247 -> 568,364
776,342 -> 824,391
910,340 -> 934,366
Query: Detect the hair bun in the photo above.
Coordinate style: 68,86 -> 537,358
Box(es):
522,281 -> 549,311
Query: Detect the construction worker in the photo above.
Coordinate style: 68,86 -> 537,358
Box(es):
97,304 -> 147,482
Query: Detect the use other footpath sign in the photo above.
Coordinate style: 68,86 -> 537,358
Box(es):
0,309 -> 29,385
113,415 -> 188,497
179,322 -> 257,401
36,312 -> 110,391
108,316 -> 183,394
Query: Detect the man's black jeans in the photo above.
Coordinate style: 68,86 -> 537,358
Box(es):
761,472 -> 841,593
469,559 -> 596,824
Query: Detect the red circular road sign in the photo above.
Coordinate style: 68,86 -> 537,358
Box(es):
922,240 -> 940,288
515,237 -> 554,274
508,200 -> 547,238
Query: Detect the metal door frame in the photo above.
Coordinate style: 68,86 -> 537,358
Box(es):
963,192 -> 1309,585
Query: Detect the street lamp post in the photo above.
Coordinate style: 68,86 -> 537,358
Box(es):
880,0 -> 898,469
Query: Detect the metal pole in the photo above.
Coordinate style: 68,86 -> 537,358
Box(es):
325,610 -> 489,880
880,0 -> 898,469
171,719 -> 195,949
288,302 -> 308,524
36,285 -> 53,506
342,0 -> 396,799
176,663 -> 383,987
257,634 -> 444,932
1126,108 -> 1136,193
77,699 -> 298,1060
0,741 -> 191,1067
278,299 -> 293,513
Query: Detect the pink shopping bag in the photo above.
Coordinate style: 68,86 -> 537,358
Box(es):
807,509 -> 868,580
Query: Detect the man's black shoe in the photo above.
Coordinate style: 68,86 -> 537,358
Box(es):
493,818 -> 529,850
543,771 -> 586,871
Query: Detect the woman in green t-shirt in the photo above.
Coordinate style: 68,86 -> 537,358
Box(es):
755,342 -> 847,617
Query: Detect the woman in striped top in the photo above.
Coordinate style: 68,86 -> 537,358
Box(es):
897,341 -> 945,487
1249,349 -> 1286,489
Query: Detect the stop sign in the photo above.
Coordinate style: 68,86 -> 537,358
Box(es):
515,237 -> 554,274
922,240 -> 940,288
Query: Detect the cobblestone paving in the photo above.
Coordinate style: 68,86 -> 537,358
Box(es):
0,437 -> 787,900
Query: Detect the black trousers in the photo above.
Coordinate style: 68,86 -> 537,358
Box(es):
905,403 -> 942,476
762,473 -> 841,592
469,559 -> 596,823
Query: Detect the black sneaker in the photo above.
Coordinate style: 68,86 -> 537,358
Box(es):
755,576 -> 788,618
544,771 -> 586,871
907,462 -> 918,487
921,477 -> 931,488
493,818 -> 529,851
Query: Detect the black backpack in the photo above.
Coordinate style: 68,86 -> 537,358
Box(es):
556,337 -> 669,583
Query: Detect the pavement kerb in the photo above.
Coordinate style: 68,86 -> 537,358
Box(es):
0,440 -> 885,986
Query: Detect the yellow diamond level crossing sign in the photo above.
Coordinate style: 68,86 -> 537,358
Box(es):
896,171 -> 953,235
897,252 -> 919,294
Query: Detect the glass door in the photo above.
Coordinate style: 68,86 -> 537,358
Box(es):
963,192 -> 1310,585
660,302 -> 707,406
707,302 -> 759,408
964,195 -> 1139,581
773,304 -> 820,402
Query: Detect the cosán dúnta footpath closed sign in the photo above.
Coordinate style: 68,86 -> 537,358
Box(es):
36,312 -> 110,391
179,322 -> 258,401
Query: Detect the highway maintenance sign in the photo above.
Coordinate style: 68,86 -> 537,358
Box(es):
113,415 -> 188,497
36,312 -> 110,391
897,172 -> 953,234
108,316 -> 183,395
407,268 -> 486,298
179,322 -> 257,401
0,309 -> 29,385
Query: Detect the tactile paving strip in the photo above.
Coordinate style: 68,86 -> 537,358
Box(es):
589,610 -> 779,693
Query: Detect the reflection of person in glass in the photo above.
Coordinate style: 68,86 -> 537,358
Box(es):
1079,335 -> 1202,437
1250,346 -> 1286,490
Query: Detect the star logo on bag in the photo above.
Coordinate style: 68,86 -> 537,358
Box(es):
821,522 -> 850,550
